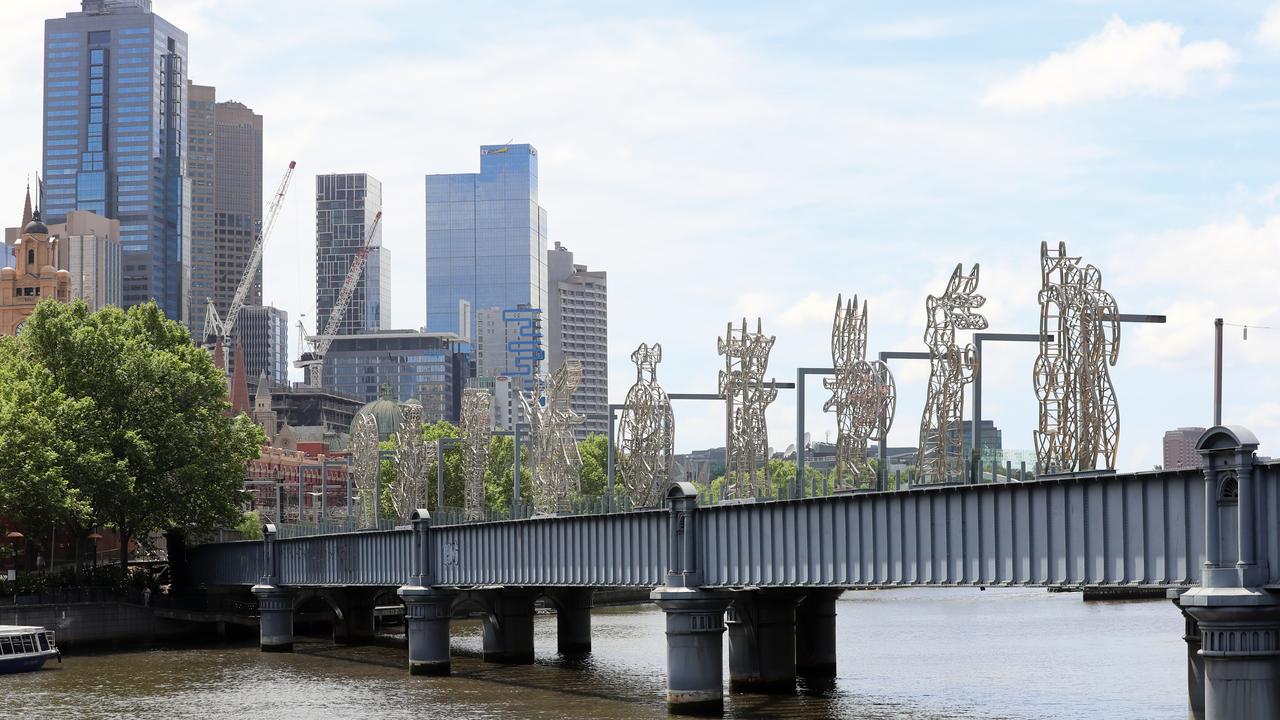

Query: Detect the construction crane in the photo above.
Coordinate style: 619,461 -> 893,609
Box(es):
295,210 -> 383,387
202,160 -> 297,372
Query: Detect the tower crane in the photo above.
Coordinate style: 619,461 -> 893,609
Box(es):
295,210 -> 383,387
202,160 -> 297,372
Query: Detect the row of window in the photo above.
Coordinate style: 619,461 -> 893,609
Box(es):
0,632 -> 51,655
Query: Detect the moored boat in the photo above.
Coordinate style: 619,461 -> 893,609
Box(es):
0,625 -> 60,674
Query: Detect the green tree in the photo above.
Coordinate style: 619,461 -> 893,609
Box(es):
482,435 -> 530,513
577,434 -> 608,498
14,300 -> 264,567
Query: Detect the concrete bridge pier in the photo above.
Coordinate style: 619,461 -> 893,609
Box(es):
251,583 -> 296,652
549,588 -> 593,655
481,588 -> 539,664
652,587 -> 733,715
1172,600 -> 1206,720
795,589 -> 842,684
398,586 -> 456,676
726,589 -> 804,694
1180,594 -> 1280,720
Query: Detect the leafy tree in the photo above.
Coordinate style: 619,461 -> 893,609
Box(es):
578,434 -> 608,497
14,300 -> 264,567
483,435 -> 530,513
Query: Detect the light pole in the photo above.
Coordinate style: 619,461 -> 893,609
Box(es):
1214,317 -> 1223,426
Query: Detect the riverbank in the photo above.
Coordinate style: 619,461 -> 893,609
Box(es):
3,601 -> 216,650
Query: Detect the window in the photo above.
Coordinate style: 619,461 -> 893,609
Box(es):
47,41 -> 80,49
90,49 -> 105,64
48,71 -> 78,79
87,30 -> 111,45
48,80 -> 79,88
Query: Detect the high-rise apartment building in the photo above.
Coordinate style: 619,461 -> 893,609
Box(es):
319,330 -> 459,422
43,0 -> 190,324
425,144 -> 548,351
233,304 -> 288,392
187,82 -> 263,337
315,173 -> 389,335
48,210 -> 122,309
1163,427 -> 1206,470
547,242 -> 607,438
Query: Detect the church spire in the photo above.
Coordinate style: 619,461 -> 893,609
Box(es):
21,179 -> 32,228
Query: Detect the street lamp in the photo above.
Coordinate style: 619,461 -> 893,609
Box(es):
88,532 -> 103,571
5,531 -> 24,573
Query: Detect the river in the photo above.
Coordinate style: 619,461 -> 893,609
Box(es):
3,587 -> 1184,719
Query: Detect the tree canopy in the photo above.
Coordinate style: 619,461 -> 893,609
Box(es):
0,300 -> 264,566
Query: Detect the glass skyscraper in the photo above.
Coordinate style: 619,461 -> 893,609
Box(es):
43,0 -> 191,324
315,173 -> 390,336
425,144 -> 549,350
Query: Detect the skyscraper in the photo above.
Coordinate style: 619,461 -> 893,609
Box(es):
43,0 -> 190,324
187,82 -> 263,337
48,210 -> 122,309
547,242 -> 607,438
1163,427 -> 1206,470
315,173 -> 389,335
425,144 -> 548,351
233,304 -> 289,392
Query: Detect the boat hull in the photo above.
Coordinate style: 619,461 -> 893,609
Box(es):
0,651 -> 57,674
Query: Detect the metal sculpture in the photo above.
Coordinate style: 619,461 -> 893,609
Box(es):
718,318 -> 778,498
823,295 -> 896,490
461,388 -> 494,521
391,400 -> 432,522
520,360 -> 585,515
351,411 -> 381,527
917,264 -> 987,484
1034,241 -> 1121,473
618,343 -> 675,507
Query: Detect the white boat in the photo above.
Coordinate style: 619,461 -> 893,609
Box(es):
0,625 -> 60,674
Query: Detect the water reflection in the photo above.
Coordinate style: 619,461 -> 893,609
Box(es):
1,588 -> 1183,720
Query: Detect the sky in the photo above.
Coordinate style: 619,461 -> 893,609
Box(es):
2,1 -> 1279,468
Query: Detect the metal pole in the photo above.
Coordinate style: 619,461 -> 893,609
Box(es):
436,438 -> 445,510
796,367 -> 805,499
320,464 -> 328,522
513,423 -> 522,515
972,336 -> 982,460
607,405 -> 616,512
1214,317 -> 1223,426
344,461 -> 352,521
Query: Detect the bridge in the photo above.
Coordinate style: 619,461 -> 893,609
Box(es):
186,426 -> 1278,719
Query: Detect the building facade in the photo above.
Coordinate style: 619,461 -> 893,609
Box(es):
233,304 -> 288,391
0,215 -> 72,335
318,330 -> 458,422
315,173 -> 388,336
1163,427 -> 1206,470
43,0 -> 190,324
425,144 -> 548,352
187,84 -> 264,338
547,242 -> 607,438
960,419 -> 1003,460
48,210 -> 121,309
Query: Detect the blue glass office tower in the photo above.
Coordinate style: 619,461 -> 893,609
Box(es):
425,144 -> 549,350
42,1 -> 190,324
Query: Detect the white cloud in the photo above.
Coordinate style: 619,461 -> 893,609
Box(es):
1258,5 -> 1280,49
981,16 -> 1237,111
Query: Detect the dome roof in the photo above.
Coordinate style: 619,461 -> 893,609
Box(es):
22,211 -> 48,237
352,384 -> 404,441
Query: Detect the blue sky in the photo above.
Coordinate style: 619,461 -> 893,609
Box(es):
2,1 -> 1278,467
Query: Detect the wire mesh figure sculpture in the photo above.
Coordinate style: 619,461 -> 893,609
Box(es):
718,318 -> 778,499
618,343 -> 675,508
917,264 -> 987,484
520,360 -> 585,515
824,295 -> 896,491
1033,241 -> 1121,473
461,388 -> 493,521
391,400 -> 433,522
351,411 -> 381,527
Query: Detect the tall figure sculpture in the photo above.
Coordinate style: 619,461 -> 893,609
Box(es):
351,411 -> 381,527
719,318 -> 777,498
1033,241 -> 1121,473
917,264 -> 987,484
391,400 -> 432,522
460,388 -> 493,521
520,360 -> 585,515
824,295 -> 896,491
618,343 -> 675,507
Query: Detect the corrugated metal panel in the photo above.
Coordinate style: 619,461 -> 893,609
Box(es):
435,509 -> 668,587
698,468 -> 1212,588
188,465 -> 1277,590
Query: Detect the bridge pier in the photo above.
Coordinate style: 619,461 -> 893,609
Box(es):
795,589 -> 842,685
398,586 -> 456,676
482,588 -> 539,664
251,584 -> 296,652
652,587 -> 733,715
549,588 -> 593,655
1173,600 -> 1206,720
726,589 -> 804,694
1179,592 -> 1280,720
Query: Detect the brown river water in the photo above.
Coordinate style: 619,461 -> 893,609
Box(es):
2,587 -> 1184,719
